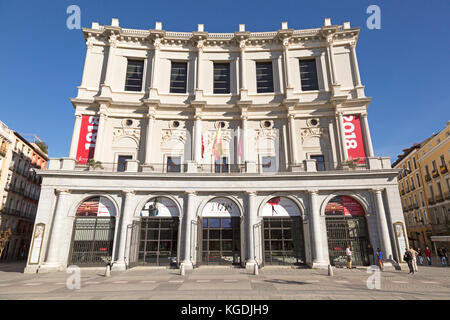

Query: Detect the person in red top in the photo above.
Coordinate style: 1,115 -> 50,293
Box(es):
424,246 -> 432,265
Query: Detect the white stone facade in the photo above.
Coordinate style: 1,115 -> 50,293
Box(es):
25,18 -> 405,273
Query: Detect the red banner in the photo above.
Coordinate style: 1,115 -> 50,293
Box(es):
342,115 -> 366,162
325,196 -> 365,216
76,115 -> 99,164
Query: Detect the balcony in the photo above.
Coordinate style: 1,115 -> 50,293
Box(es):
428,197 -> 436,205
425,174 -> 431,182
413,203 -> 419,209
405,187 -> 410,193
401,190 -> 405,196
0,146 -> 6,156
432,170 -> 440,178
440,165 -> 448,174
435,194 -> 444,203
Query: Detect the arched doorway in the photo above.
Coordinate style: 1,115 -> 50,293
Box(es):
261,197 -> 306,265
68,196 -> 116,266
325,195 -> 371,267
135,197 -> 180,267
198,197 -> 241,266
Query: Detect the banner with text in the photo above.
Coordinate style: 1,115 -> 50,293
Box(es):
76,115 -> 99,164
342,115 -> 366,162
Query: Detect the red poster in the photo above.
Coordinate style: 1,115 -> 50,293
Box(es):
342,115 -> 366,162
342,196 -> 365,216
76,115 -> 99,164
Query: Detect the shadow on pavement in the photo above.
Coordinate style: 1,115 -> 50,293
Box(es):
0,262 -> 26,273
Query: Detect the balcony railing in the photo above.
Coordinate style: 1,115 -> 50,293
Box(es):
425,174 -> 431,182
432,170 -> 440,178
440,165 -> 448,174
428,197 -> 436,205
435,194 -> 444,203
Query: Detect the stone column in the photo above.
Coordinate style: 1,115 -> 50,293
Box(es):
103,33 -> 118,89
43,189 -> 71,270
194,40 -> 204,100
149,38 -> 161,94
337,112 -> 348,163
373,189 -> 393,260
93,109 -> 107,162
69,114 -> 82,159
246,191 -> 257,269
113,190 -> 135,270
326,37 -> 338,85
181,191 -> 196,269
282,39 -> 292,90
194,115 -> 202,162
288,114 -> 298,164
144,113 -> 155,164
239,40 -> 247,91
241,115 -> 248,164
361,112 -> 375,157
309,190 -> 329,268
349,42 -> 362,87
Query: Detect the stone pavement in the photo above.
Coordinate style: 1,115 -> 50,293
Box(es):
0,262 -> 449,300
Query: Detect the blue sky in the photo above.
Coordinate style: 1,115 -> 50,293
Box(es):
0,0 -> 449,162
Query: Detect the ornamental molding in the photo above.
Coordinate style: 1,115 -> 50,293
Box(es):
206,130 -> 232,147
254,129 -> 277,140
112,128 -> 141,143
300,127 -> 328,143
161,129 -> 187,145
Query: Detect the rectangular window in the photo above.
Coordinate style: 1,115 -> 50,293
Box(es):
440,155 -> 446,166
299,59 -> 319,91
124,59 -> 144,91
167,156 -> 181,173
117,155 -> 133,172
213,63 -> 230,94
420,192 -> 425,206
215,157 -> 229,173
310,155 -> 325,171
170,61 -> 187,93
261,156 -> 276,172
256,62 -> 274,93
432,160 -> 437,171
416,173 -> 421,187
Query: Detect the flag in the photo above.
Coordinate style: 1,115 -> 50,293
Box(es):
212,125 -> 223,161
201,134 -> 205,158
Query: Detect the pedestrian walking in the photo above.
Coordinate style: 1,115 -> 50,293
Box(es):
438,247 -> 446,267
376,248 -> 384,271
424,246 -> 432,265
408,247 -> 418,272
443,247 -> 449,266
417,248 -> 424,265
404,249 -> 414,274
346,245 -> 352,269
368,244 -> 374,266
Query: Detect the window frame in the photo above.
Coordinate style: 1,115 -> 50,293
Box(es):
169,60 -> 188,94
299,58 -> 319,91
255,61 -> 274,93
124,59 -> 145,92
213,62 -> 231,94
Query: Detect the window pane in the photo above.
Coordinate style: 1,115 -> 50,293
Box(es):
213,63 -> 230,94
262,156 -> 276,172
310,155 -> 325,171
125,60 -> 144,91
256,62 -> 274,93
299,59 -> 319,91
170,62 -> 187,93
167,157 -> 181,172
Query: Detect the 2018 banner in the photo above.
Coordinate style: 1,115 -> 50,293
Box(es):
342,115 -> 366,162
76,115 -> 99,164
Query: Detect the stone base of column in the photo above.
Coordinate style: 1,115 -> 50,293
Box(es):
245,260 -> 257,271
180,261 -> 194,270
37,262 -> 64,273
111,261 -> 127,271
310,260 -> 330,269
24,265 -> 39,274
354,85 -> 365,98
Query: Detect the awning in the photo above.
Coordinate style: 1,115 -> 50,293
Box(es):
430,236 -> 450,242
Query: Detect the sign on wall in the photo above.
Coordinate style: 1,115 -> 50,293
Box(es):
28,223 -> 45,265
76,115 -> 99,164
140,197 -> 179,217
394,222 -> 408,262
325,195 -> 365,216
262,197 -> 301,217
76,197 -> 116,217
202,197 -> 240,217
342,115 -> 366,162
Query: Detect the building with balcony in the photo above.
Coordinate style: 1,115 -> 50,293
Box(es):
25,18 -> 405,274
0,126 -> 48,262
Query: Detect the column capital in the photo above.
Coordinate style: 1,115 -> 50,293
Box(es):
288,113 -> 296,120
372,188 -> 384,194
308,189 -> 319,195
153,37 -> 162,50
185,190 -> 197,196
361,111 -> 368,118
240,114 -> 248,121
335,111 -> 343,117
349,40 -> 357,49
245,190 -> 257,196
146,113 -> 156,120
75,114 -> 83,119
55,189 -> 71,195
122,189 -> 135,196
108,33 -> 118,48
194,115 -> 202,121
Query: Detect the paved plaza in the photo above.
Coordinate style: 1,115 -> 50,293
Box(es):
0,262 -> 449,300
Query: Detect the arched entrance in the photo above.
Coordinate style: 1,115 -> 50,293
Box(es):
198,197 -> 241,266
135,197 -> 180,267
325,195 -> 371,267
68,196 -> 116,266
261,197 -> 306,265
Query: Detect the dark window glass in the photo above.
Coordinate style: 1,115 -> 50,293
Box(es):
213,63 -> 230,94
124,60 -> 144,91
170,62 -> 187,93
167,156 -> 181,172
262,156 -> 276,172
117,155 -> 133,172
256,62 -> 274,93
310,155 -> 325,171
299,59 -> 319,91
208,218 -> 220,228
215,157 -> 229,173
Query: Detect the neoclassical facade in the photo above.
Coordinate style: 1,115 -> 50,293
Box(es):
25,18 -> 406,273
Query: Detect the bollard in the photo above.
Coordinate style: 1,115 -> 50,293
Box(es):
327,264 -> 333,276
254,264 -> 259,275
105,265 -> 111,277
180,264 -> 185,276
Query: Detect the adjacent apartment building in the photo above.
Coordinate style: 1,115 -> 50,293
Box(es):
25,18 -> 406,274
0,121 -> 48,261
393,121 -> 450,253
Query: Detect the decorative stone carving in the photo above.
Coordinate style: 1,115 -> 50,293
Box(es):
300,127 -> 327,143
112,128 -> 141,143
161,129 -> 187,145
206,130 -> 232,147
153,37 -> 162,49
86,36 -> 96,49
108,33 -> 118,48
254,129 -> 277,140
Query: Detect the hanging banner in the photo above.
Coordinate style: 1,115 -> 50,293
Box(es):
394,222 -> 408,262
76,115 -> 99,164
28,223 -> 45,265
262,197 -> 301,216
76,197 -> 116,217
342,115 -> 366,162
325,196 -> 365,216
